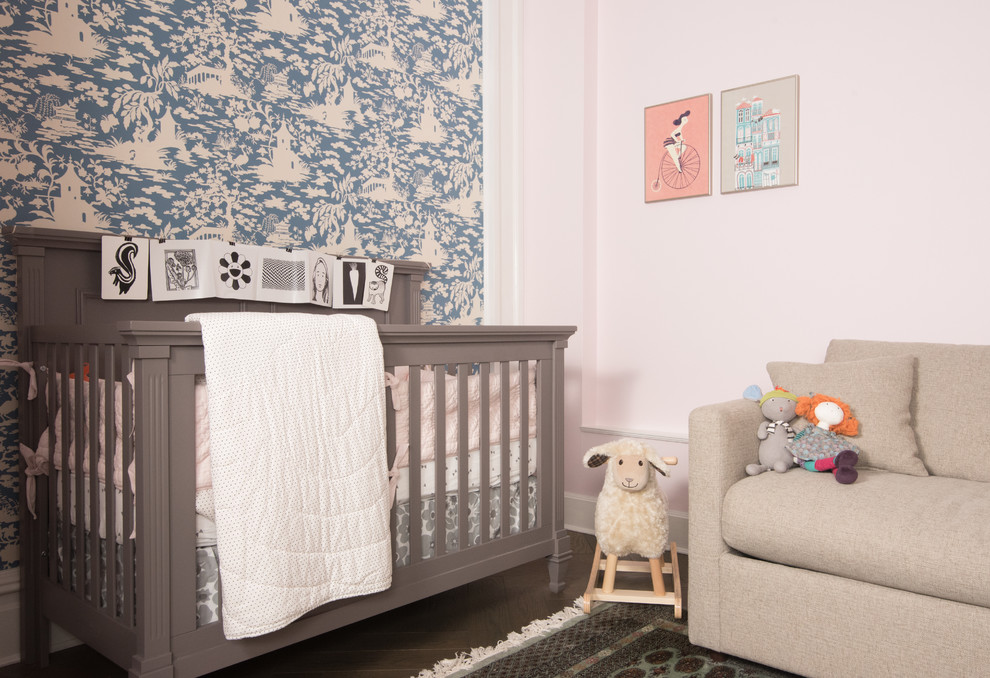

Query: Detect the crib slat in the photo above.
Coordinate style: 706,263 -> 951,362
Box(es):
408,366 -> 422,565
385,362 -> 398,557
43,344 -> 58,584
479,363 -> 491,544
456,363 -> 469,552
58,345 -> 71,591
519,360 -> 530,530
433,366 -> 446,557
121,348 -> 135,628
88,344 -> 101,607
104,344 -> 119,619
499,362 -> 511,539
73,344 -> 86,598
539,356 -> 554,533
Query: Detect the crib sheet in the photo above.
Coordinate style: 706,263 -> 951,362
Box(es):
55,471 -> 134,543
387,364 -> 537,464
45,364 -> 536,499
48,373 -> 133,492
392,438 -> 536,504
60,441 -> 537,547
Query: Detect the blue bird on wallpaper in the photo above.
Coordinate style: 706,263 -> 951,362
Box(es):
108,240 -> 140,294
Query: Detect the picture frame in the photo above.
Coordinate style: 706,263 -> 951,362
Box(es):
644,93 -> 711,203
720,75 -> 799,194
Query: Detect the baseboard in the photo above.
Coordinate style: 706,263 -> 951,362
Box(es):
564,492 -> 689,553
0,568 -> 80,668
0,568 -> 21,667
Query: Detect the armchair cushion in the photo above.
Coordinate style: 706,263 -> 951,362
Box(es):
722,470 -> 990,608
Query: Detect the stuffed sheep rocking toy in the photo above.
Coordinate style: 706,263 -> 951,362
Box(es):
581,438 -> 682,617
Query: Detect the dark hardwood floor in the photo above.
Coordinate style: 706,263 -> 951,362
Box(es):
0,532 -> 689,678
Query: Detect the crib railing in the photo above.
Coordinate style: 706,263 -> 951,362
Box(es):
23,327 -> 140,667
379,325 -> 570,578
21,321 -> 572,665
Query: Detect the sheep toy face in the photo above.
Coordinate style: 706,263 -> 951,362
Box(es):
612,454 -> 653,492
583,439 -> 673,485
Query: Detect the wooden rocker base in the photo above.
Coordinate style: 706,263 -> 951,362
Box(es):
582,541 -> 682,618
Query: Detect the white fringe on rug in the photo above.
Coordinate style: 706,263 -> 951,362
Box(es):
413,598 -> 587,678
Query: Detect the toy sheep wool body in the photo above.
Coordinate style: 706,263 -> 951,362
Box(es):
583,438 -> 673,559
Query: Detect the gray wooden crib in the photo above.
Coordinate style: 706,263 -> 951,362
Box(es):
4,227 -> 575,678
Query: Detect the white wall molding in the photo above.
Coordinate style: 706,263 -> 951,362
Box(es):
0,567 -> 18,596
482,0 -> 523,325
581,425 -> 688,445
580,0 -> 599,423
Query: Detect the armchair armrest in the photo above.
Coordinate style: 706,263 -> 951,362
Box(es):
687,398 -> 762,648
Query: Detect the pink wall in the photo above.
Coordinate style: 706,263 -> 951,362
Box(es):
518,0 -> 990,512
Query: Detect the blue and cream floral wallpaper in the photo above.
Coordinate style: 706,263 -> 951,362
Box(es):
0,0 -> 484,570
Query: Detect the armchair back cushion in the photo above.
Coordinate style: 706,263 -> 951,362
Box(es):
767,353 -> 927,476
825,339 -> 990,482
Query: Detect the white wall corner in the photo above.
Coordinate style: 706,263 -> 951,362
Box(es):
565,492 -> 688,553
482,0 -> 523,325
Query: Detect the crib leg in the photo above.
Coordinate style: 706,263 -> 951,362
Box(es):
20,516 -> 51,666
546,530 -> 572,593
22,591 -> 52,667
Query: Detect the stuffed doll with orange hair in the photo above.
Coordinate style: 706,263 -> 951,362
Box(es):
785,393 -> 862,484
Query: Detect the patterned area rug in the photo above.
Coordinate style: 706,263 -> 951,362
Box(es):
418,602 -> 800,678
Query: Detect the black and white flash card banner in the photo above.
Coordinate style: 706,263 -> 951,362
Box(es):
102,237 -> 392,311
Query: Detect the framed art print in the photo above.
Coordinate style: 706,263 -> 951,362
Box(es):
721,75 -> 799,194
644,93 -> 711,202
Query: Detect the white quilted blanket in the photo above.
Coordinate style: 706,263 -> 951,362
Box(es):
187,312 -> 392,639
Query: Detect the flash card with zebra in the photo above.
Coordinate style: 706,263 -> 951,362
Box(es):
101,236 -> 150,300
365,260 -> 394,311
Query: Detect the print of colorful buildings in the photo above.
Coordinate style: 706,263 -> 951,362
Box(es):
732,97 -> 781,191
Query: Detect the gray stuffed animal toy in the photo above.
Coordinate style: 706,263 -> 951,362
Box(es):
743,385 -> 799,475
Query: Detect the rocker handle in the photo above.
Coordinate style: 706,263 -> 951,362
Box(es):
661,457 -> 678,465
